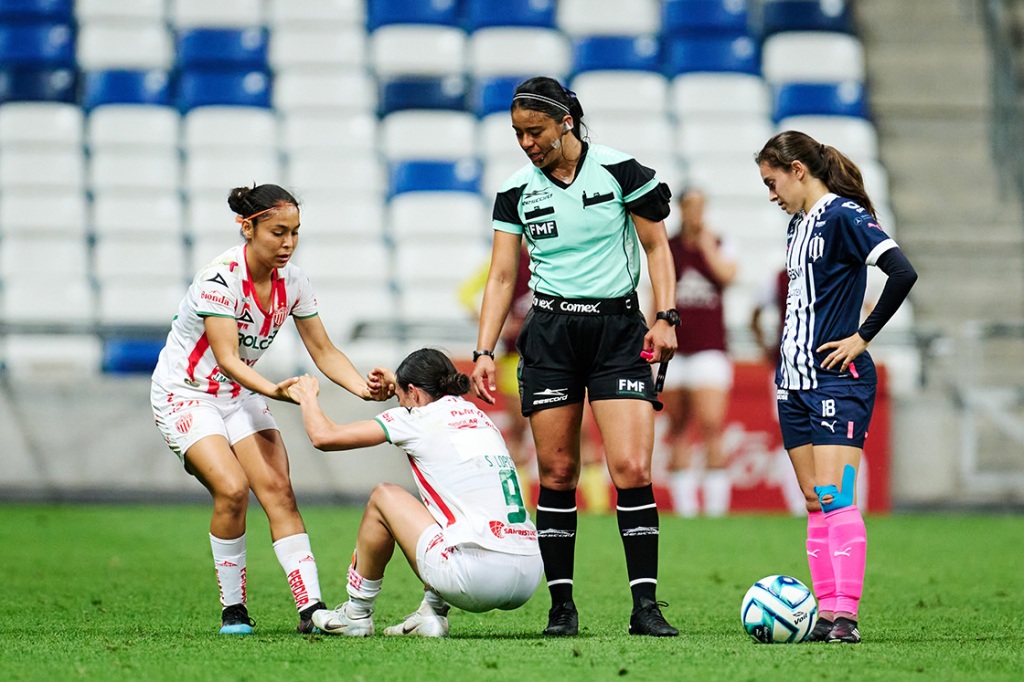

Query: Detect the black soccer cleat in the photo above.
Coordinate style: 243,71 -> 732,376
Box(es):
542,601 -> 579,636
220,603 -> 255,635
628,598 -> 679,637
804,616 -> 834,642
297,600 -> 327,634
827,616 -> 861,644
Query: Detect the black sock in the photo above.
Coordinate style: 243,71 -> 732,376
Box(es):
536,486 -> 577,605
616,484 -> 660,607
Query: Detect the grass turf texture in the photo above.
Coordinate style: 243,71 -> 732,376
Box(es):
1,506 -> 1021,681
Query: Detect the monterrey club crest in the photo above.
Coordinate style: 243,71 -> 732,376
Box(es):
808,234 -> 825,262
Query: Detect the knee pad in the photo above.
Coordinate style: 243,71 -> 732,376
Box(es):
814,464 -> 857,513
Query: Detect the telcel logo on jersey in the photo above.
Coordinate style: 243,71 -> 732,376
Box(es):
527,220 -> 558,239
238,328 -> 278,350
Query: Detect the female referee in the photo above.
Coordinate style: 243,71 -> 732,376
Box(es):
150,184 -> 391,635
471,76 -> 680,637
756,131 -> 918,643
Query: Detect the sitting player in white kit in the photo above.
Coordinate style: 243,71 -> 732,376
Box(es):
286,348 -> 543,637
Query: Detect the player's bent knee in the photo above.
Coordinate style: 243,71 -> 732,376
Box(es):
814,465 -> 857,512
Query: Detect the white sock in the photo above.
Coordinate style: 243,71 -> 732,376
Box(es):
423,587 -> 450,617
210,533 -> 247,608
272,533 -> 322,611
346,564 -> 382,619
670,469 -> 700,518
703,468 -> 732,517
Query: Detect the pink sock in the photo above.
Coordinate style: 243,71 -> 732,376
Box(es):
825,505 -> 867,617
806,510 -> 836,613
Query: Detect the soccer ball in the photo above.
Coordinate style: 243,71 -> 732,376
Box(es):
740,575 -> 817,643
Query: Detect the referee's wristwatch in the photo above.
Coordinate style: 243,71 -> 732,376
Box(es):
473,349 -> 495,362
656,309 -> 681,327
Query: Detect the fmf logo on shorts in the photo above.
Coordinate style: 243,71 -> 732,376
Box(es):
527,220 -> 558,239
617,379 -> 645,395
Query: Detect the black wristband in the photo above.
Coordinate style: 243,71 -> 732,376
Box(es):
472,349 -> 495,362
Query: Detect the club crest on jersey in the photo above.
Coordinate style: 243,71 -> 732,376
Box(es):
175,413 -> 193,434
527,220 -> 558,239
272,305 -> 287,327
808,234 -> 825,262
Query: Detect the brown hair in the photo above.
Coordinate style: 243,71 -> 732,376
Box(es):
755,131 -> 875,218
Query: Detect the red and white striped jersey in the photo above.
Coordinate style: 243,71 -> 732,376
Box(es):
375,395 -> 540,556
151,244 -> 318,401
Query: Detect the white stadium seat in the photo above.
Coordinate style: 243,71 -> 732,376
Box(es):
583,113 -> 674,159
671,73 -> 772,121
0,102 -> 83,149
77,22 -> 174,71
89,149 -> 181,192
481,155 -> 530,199
0,189 -> 88,236
281,112 -> 377,155
291,235 -> 390,288
269,26 -> 366,70
557,0 -> 661,35
398,281 -> 473,321
97,279 -> 184,326
87,105 -> 180,151
1,277 -> 95,325
686,159 -> 767,202
394,241 -> 489,287
76,0 -> 166,22
761,31 -> 866,85
170,0 -> 265,28
184,151 -> 282,199
184,196 -> 239,243
1,334 -> 103,378
1,235 -> 89,279
285,153 -> 386,197
381,110 -> 478,161
569,71 -> 670,118
388,192 -> 487,242
468,28 -> 571,78
370,25 -> 466,78
676,116 -> 774,163
273,69 -> 377,114
776,115 -> 879,163
477,112 -> 521,161
298,192 -> 387,239
93,235 -> 188,283
182,106 -> 278,152
190,234 -> 245,274
0,149 -> 85,190
266,0 -> 364,28
91,191 -> 184,237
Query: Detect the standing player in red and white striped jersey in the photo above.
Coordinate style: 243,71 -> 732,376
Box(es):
150,184 -> 392,635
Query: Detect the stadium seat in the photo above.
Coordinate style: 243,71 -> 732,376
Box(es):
0,148 -> 84,189
478,112 -> 523,161
662,0 -> 750,38
91,191 -> 184,237
378,76 -> 469,115
184,150 -> 281,199
176,70 -> 272,111
370,25 -> 466,78
481,154 -> 529,198
184,196 -> 238,243
380,110 -> 477,161
0,0 -> 71,21
170,0 -> 265,29
189,234 -> 244,273
0,233 -> 88,278
176,28 -> 269,70
389,159 -> 482,197
582,113 -> 674,159
87,104 -> 180,151
857,158 -> 890,205
772,81 -> 868,120
285,153 -> 387,197
686,158 -> 766,201
702,198 -> 788,242
775,114 -> 879,161
557,0 -> 661,35
101,337 -> 166,374
761,31 -> 864,84
268,26 -> 366,71
76,21 -> 174,71
75,0 -> 165,22
0,66 -> 75,102
0,100 -> 82,147
316,283 -> 399,345
96,279 -> 184,326
1,276 -> 94,324
665,35 -> 760,75
0,188 -> 84,238
272,69 -> 376,114
290,235 -> 390,288
366,0 -> 460,31
4,334 -> 103,378
397,281 -> 473,321
676,116 -> 774,162
670,73 -> 771,119
759,0 -> 853,37
281,112 -> 377,155
465,0 -> 556,30
394,241 -> 489,287
297,191 -> 387,239
0,21 -> 73,67
182,106 -> 277,152
81,70 -> 172,109
93,234 -> 187,283
468,28 -> 571,80
473,75 -> 526,117
569,71 -> 669,117
388,192 -> 487,242
88,148 -> 180,192
265,0 -> 363,28
572,35 -> 661,73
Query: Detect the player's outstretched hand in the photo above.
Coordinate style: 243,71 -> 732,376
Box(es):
366,366 -> 396,401
817,333 -> 869,373
287,374 -> 320,405
471,356 -> 497,404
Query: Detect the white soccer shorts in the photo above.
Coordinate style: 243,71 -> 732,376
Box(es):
661,349 -> 734,391
151,389 -> 278,464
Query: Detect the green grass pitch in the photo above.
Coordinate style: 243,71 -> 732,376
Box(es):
1,505 -> 1021,681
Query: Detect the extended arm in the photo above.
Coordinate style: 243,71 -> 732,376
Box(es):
471,230 -> 522,403
205,315 -> 299,402
633,212 -> 679,362
287,375 -> 389,451
294,314 -> 392,401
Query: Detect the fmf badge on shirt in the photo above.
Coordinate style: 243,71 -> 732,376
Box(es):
808,234 -> 825,262
527,220 -> 558,239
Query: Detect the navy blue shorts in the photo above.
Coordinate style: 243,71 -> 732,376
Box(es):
776,379 -> 877,450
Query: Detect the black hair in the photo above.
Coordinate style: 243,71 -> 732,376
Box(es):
755,131 -> 875,218
227,183 -> 299,225
395,348 -> 470,400
510,76 -> 587,141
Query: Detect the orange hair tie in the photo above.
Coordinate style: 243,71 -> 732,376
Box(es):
235,204 -> 295,224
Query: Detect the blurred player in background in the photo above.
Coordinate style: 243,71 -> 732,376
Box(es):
471,77 -> 679,637
756,132 -> 917,643
285,348 -> 542,638
660,187 -> 738,518
150,184 -> 392,635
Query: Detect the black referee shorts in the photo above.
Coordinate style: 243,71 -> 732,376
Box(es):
515,293 -> 658,416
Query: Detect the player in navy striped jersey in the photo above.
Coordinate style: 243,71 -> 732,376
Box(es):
756,132 -> 917,643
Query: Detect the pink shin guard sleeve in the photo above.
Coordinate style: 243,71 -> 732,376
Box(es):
826,505 -> 867,616
806,510 -> 837,613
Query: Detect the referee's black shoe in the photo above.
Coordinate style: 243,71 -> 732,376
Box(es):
542,601 -> 579,636
297,600 -> 327,634
628,598 -> 679,637
804,616 -> 834,642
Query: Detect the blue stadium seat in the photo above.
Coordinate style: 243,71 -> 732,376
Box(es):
665,36 -> 759,75
0,0 -> 71,21
464,0 -> 556,30
389,159 -> 482,197
572,35 -> 660,73
473,75 -> 523,116
378,76 -> 468,116
102,337 -> 165,374
0,66 -> 75,102
81,70 -> 171,110
0,22 -> 73,66
772,81 -> 867,121
760,0 -> 852,37
366,0 -> 459,31
177,70 -> 271,111
662,0 -> 749,38
176,28 -> 268,70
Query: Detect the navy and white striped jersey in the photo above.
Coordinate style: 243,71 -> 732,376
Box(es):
778,193 -> 897,390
